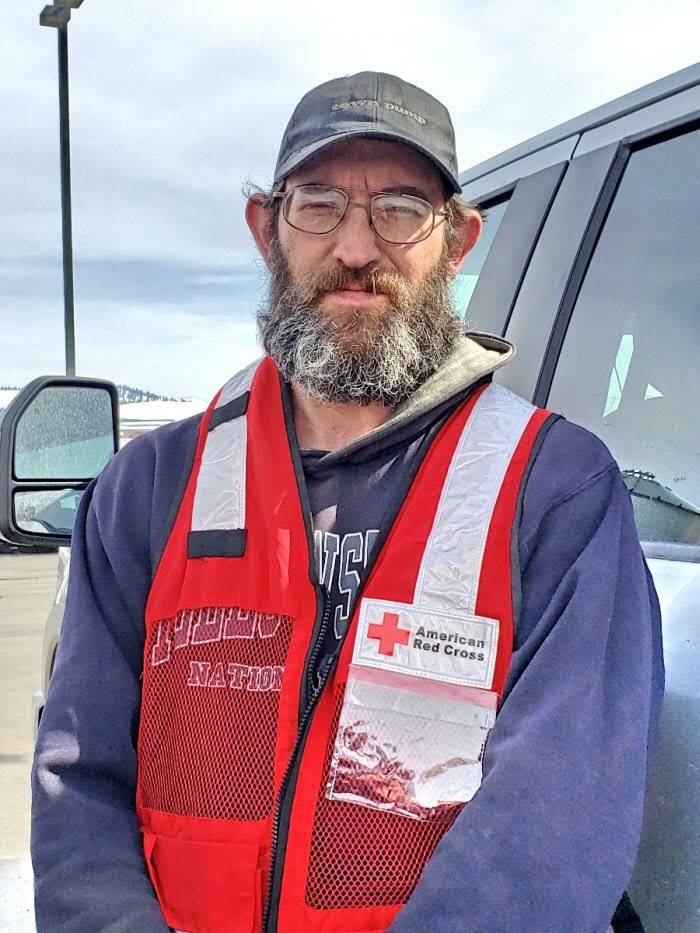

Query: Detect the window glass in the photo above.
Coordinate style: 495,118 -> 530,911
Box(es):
547,128 -> 700,545
15,386 -> 115,480
14,488 -> 84,536
452,197 -> 509,326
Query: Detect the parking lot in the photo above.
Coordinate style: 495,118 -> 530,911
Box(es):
0,550 -> 58,932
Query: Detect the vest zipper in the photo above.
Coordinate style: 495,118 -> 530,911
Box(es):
303,586 -> 333,717
264,376 -> 336,932
263,373 -> 457,931
262,585 -> 331,933
263,494 -> 413,932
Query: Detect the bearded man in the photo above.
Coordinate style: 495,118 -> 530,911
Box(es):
31,73 -> 662,933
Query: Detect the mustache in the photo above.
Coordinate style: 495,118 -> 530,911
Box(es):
296,266 -> 414,306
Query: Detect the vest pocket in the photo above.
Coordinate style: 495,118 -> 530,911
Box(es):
143,832 -> 259,933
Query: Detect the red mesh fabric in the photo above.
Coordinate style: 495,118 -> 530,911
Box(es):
306,687 -> 462,910
139,606 -> 293,822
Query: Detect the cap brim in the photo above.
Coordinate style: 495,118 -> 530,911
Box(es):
274,129 -> 461,195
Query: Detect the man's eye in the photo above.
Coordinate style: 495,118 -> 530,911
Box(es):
300,200 -> 338,211
376,200 -> 420,217
378,202 -> 420,217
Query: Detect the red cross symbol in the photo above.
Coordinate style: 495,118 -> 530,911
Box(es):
367,611 -> 411,656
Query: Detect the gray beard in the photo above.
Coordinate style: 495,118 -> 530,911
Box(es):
257,239 -> 462,407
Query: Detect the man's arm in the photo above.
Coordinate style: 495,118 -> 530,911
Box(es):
31,417 -> 200,933
391,420 -> 664,933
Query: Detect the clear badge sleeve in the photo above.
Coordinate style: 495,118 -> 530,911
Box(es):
326,663 -> 497,820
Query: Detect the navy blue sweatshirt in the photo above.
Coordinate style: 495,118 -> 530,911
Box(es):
31,383 -> 663,933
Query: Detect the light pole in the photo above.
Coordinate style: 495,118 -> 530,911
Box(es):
39,0 -> 85,377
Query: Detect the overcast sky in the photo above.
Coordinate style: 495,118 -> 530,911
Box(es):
1,0 -> 697,398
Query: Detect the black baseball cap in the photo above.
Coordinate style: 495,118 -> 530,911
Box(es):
273,72 -> 461,195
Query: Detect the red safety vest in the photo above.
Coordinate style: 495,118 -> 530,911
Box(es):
136,356 -> 551,933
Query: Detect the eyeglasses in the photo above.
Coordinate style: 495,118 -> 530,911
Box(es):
272,184 -> 448,245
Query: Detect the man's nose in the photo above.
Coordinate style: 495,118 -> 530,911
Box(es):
331,201 -> 383,269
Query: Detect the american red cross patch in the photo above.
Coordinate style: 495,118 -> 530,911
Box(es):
355,597 -> 499,690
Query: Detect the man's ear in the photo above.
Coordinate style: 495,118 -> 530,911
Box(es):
245,195 -> 275,264
445,208 -> 483,281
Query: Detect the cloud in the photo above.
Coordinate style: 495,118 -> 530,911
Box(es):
192,274 -> 248,286
0,288 -> 262,400
0,255 -> 265,397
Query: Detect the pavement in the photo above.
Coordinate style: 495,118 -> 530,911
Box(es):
0,550 -> 59,933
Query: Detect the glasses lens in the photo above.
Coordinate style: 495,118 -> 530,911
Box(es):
371,194 -> 433,243
285,186 -> 347,234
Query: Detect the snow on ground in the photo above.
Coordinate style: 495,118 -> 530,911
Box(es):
119,397 -> 207,423
119,397 -> 208,442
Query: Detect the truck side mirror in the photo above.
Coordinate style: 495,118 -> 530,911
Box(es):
0,377 -> 119,548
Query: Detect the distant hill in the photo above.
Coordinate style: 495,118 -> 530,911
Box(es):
117,384 -> 190,404
2,384 -> 190,405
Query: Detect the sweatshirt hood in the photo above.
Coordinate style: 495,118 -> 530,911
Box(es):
308,331 -> 515,465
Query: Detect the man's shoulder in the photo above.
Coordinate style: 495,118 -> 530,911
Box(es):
523,414 -> 622,518
90,413 -> 204,535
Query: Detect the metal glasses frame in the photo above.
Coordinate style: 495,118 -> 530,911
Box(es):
271,184 -> 449,244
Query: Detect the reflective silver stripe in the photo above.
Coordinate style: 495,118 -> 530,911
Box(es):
191,418 -> 248,532
414,384 -> 536,614
216,357 -> 262,408
190,359 -> 261,533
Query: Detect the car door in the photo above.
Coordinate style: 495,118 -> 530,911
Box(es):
490,106 -> 700,932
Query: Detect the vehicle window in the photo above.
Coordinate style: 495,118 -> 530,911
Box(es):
547,128 -> 700,545
452,197 -> 509,327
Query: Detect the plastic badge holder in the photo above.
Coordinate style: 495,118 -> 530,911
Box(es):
326,663 -> 497,820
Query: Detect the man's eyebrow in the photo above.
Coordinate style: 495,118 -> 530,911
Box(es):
300,181 -> 434,201
381,185 -> 432,200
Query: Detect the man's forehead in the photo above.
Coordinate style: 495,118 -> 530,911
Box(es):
283,137 -> 447,198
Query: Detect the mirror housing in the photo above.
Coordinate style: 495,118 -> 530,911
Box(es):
0,377 -> 119,548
